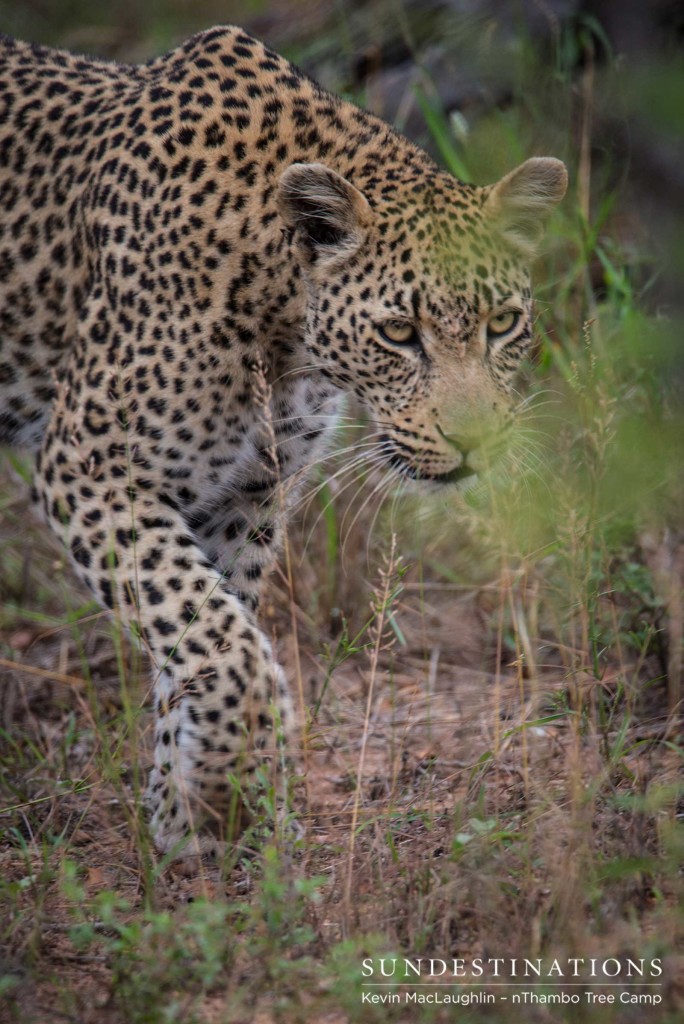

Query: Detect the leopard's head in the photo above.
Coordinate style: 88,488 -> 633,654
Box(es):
277,156 -> 567,487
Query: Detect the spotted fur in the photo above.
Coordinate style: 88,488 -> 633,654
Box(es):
0,26 -> 567,854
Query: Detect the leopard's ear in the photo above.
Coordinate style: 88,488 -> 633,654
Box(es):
486,157 -> 567,257
277,163 -> 371,263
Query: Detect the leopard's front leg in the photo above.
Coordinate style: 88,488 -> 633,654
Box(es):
146,613 -> 292,856
35,450 -> 293,856
142,568 -> 293,855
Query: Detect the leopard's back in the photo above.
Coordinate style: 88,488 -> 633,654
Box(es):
0,35 -> 145,445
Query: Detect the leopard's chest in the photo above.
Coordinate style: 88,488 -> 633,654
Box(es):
165,372 -> 342,548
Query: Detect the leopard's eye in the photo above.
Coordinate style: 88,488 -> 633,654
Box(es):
486,310 -> 521,339
379,321 -> 419,346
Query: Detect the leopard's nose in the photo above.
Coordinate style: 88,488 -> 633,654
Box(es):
437,423 -> 509,466
436,425 -> 478,458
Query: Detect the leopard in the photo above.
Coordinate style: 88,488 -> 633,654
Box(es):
0,24 -> 567,856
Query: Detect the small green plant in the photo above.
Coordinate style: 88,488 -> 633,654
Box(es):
68,888 -> 234,1023
56,846 -> 331,1023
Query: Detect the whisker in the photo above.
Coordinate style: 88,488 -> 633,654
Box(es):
292,449 -> 386,518
363,472 -> 406,564
340,455 -> 400,560
301,450 -> 392,555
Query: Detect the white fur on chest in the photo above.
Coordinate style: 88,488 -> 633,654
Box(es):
219,376 -> 341,496
184,374 -> 343,570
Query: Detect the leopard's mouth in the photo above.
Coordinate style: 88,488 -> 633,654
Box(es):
381,436 -> 478,487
